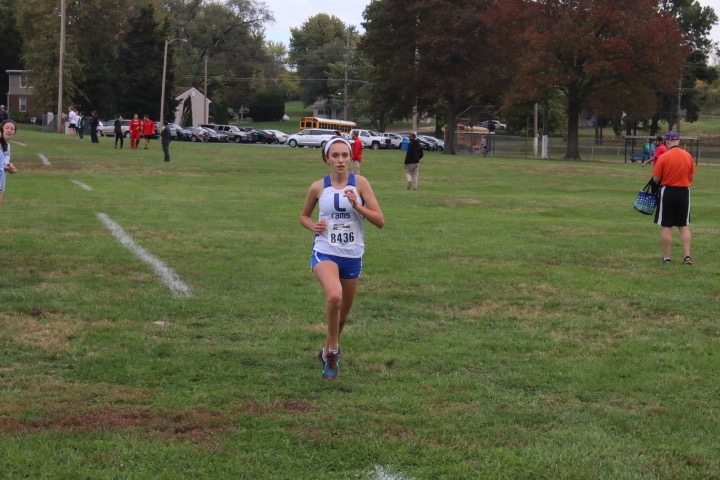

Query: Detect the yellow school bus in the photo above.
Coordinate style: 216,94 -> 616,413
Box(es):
299,117 -> 357,133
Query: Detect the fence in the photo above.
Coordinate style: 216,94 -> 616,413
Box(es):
454,133 -> 720,164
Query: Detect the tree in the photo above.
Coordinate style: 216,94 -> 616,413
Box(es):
289,14 -> 349,108
181,95 -> 193,127
654,0 -> 719,133
170,0 -> 273,121
362,0 -> 508,154
117,5 -> 168,119
0,0 -> 24,104
507,0 -> 687,160
17,0 -> 83,111
248,91 -> 285,121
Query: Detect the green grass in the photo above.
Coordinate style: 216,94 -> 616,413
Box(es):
1,131 -> 719,479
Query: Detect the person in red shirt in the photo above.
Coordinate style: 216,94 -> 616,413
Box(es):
651,131 -> 696,265
642,136 -> 666,166
129,114 -> 143,149
142,115 -> 156,150
351,131 -> 363,174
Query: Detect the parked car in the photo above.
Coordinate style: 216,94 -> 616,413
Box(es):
168,123 -> 192,141
151,122 -> 162,140
380,133 -> 405,149
254,129 -> 278,144
202,126 -> 229,142
236,126 -> 258,143
349,129 -> 387,149
189,126 -> 210,142
201,124 -> 249,143
287,128 -> 342,148
415,135 -> 437,151
418,135 -> 444,152
477,120 -> 506,130
100,119 -> 131,138
265,129 -> 288,144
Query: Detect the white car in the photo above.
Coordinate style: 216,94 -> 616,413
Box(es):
349,129 -> 387,149
287,128 -> 342,148
265,129 -> 288,144
380,133 -> 405,149
477,120 -> 506,130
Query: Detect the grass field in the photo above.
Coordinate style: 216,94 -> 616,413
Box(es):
1,131 -> 719,479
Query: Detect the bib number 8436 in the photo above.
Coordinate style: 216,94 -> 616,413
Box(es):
330,232 -> 355,244
328,222 -> 356,246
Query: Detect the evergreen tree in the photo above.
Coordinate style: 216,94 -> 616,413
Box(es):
181,96 -> 193,127
118,6 -> 168,119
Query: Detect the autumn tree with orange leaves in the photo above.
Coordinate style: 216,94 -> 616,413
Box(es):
505,0 -> 688,160
362,0 -> 509,154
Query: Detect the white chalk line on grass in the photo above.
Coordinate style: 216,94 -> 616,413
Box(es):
71,179 -> 93,191
38,153 -> 51,165
11,140 -> 27,147
96,213 -> 193,298
370,466 -> 415,480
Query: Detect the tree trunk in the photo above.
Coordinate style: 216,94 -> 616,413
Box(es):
649,114 -> 659,137
445,100 -> 458,155
564,91 -> 581,160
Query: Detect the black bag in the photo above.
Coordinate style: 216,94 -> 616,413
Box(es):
633,179 -> 658,215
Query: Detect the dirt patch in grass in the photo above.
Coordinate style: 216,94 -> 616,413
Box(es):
299,322 -> 326,334
1,311 -> 84,353
237,398 -> 314,416
0,377 -> 154,416
0,383 -> 238,448
0,406 -> 231,448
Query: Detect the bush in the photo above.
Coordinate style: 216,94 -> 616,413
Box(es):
248,92 -> 286,122
9,111 -> 29,124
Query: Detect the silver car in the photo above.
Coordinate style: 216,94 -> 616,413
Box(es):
100,119 -> 130,138
286,128 -> 342,148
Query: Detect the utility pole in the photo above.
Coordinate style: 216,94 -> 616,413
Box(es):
56,0 -> 66,134
160,38 -> 187,126
676,69 -> 683,134
533,102 -> 538,156
343,29 -> 350,120
412,15 -> 419,134
204,56 -> 208,124
412,46 -> 419,134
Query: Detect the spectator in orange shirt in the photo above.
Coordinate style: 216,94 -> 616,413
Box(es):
142,115 -> 156,150
651,131 -> 696,265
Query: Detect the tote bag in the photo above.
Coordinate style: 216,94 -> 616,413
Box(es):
633,180 -> 658,215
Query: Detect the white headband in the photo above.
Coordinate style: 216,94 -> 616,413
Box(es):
323,137 -> 352,156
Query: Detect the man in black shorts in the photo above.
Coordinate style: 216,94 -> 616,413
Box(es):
651,131 -> 696,264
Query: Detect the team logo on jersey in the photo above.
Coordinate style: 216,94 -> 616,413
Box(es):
334,193 -> 347,212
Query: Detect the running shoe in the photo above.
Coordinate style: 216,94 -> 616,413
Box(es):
683,256 -> 693,265
319,350 -> 341,380
663,258 -> 671,264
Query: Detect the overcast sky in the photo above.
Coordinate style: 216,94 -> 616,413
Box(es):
262,0 -> 370,45
261,0 -> 720,48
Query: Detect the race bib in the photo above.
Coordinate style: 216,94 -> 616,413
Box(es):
327,222 -> 357,246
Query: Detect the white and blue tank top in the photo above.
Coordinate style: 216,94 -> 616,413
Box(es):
313,173 -> 365,258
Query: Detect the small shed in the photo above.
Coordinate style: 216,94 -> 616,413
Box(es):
174,87 -> 211,127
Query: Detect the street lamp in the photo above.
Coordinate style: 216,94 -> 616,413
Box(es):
160,38 -> 188,126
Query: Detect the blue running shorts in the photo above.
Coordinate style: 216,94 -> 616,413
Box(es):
311,250 -> 362,279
